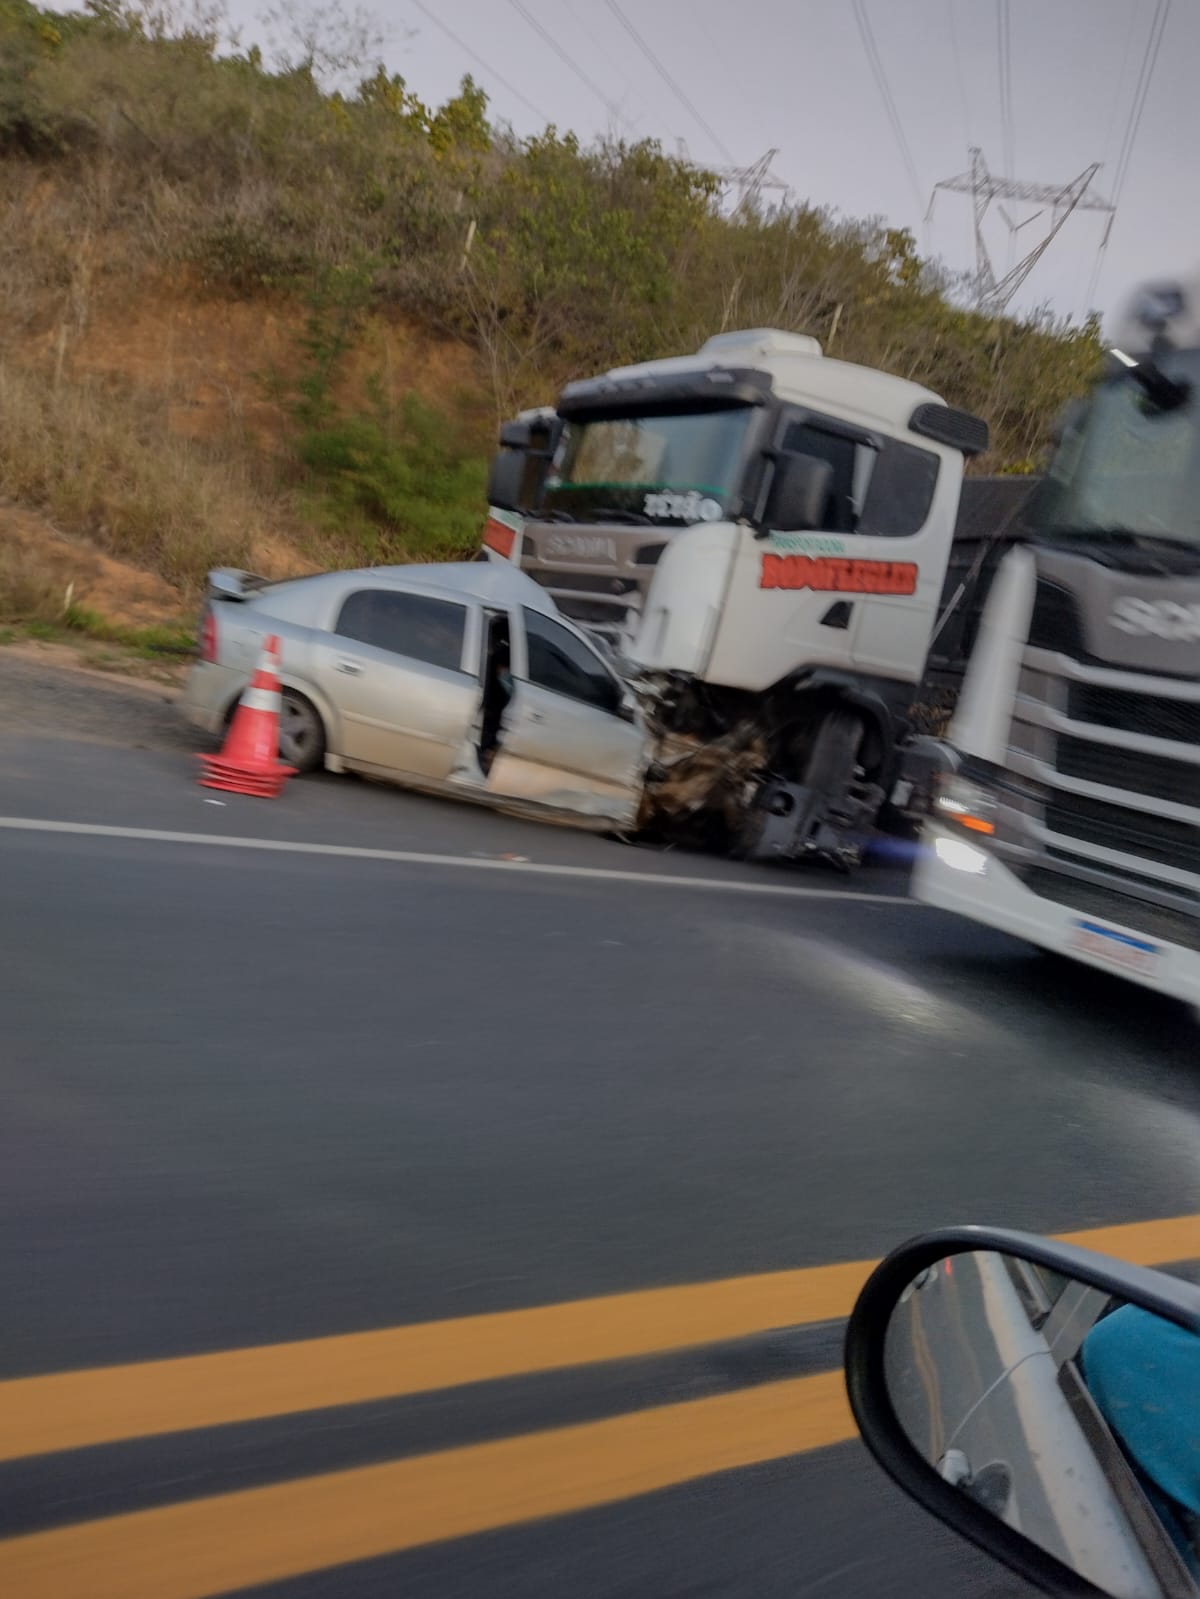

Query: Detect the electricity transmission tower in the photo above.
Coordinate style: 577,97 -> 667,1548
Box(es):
927,147 -> 1115,315
676,141 -> 791,213
718,148 -> 791,213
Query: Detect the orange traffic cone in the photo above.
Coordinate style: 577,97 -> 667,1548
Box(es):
198,634 -> 297,798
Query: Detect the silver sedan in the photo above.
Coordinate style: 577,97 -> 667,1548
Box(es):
181,561 -> 651,829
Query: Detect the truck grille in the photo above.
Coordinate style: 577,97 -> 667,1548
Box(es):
1028,580 -> 1087,658
1044,792 -> 1200,876
1068,683 -> 1200,745
1056,736 -> 1199,808
525,569 -> 638,597
521,567 -> 637,640
518,527 -> 668,647
1018,868 -> 1200,953
1001,555 -> 1200,947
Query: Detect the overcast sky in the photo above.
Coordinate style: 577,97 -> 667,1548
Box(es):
224,0 -> 1197,331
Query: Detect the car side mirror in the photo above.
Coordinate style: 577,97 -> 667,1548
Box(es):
486,451 -> 528,514
845,1226 -> 1200,1598
764,452 -> 834,533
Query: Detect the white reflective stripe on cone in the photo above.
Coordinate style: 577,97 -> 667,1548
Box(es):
240,687 -> 282,713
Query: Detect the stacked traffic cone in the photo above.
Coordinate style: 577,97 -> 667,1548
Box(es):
198,635 -> 297,798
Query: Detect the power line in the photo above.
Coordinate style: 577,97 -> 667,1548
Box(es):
1086,0 -> 1172,311
1111,0 -> 1170,206
850,0 -> 924,218
602,0 -> 734,164
996,0 -> 1014,180
409,0 -> 550,123
1080,3 -> 1139,318
1099,3 -> 1139,175
561,0 -> 626,83
995,0 -> 1016,269
505,0 -> 615,116
947,0 -> 972,145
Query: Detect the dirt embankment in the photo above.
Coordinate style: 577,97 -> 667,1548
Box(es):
1,502 -> 187,628
2,268 -> 486,634
18,279 -> 482,457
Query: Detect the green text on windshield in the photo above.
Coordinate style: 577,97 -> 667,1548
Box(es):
1033,350 -> 1200,548
543,409 -> 753,524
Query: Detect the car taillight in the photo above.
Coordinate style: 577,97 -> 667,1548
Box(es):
200,607 -> 218,663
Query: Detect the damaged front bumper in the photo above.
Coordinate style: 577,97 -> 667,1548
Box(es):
888,736 -> 961,823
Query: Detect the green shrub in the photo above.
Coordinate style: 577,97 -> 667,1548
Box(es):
296,392 -> 486,563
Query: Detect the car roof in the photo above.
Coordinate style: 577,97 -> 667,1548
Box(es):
363,561 -> 561,615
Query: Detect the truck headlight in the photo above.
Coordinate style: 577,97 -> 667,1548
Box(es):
933,835 -> 989,875
933,774 -> 996,836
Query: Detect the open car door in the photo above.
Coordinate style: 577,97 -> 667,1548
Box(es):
485,605 -> 648,827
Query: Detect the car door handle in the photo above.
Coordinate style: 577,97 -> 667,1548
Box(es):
524,708 -> 545,723
334,658 -> 364,676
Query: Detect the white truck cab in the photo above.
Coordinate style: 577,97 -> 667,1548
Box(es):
915,274 -> 1200,1004
485,329 -> 987,863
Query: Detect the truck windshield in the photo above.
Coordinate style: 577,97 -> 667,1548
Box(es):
543,408 -> 753,524
1031,350 -> 1200,552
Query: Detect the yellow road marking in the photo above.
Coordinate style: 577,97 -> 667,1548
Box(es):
1,1213 -> 1195,1466
0,1260 -> 870,1464
0,1371 -> 855,1599
1054,1215 -> 1200,1264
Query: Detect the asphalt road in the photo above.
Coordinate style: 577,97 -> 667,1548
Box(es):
2,662 -> 1198,1598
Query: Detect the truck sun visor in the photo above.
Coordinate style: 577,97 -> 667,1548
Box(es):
909,402 -> 989,458
557,367 -> 773,421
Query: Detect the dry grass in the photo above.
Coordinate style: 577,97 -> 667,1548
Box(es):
0,536 -> 69,623
0,524 -> 195,666
0,358 -> 267,591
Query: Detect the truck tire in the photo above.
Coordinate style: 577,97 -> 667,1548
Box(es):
733,709 -> 869,865
804,707 -> 866,797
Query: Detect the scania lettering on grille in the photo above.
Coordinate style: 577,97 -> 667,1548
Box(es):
1110,596 -> 1200,642
545,533 -> 618,561
759,553 -> 918,595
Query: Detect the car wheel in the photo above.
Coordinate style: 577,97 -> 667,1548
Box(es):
278,689 -> 326,774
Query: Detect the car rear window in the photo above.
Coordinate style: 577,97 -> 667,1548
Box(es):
335,590 -> 467,671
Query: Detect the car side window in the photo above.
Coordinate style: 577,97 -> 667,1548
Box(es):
521,608 -> 621,713
335,590 -> 467,671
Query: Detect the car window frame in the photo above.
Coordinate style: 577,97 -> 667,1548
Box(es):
518,605 -> 625,716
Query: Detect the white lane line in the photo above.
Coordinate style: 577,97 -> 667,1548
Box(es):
0,815 -> 925,905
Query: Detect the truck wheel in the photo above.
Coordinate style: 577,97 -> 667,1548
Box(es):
804,707 -> 866,796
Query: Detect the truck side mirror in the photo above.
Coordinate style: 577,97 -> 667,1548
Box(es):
765,453 -> 834,533
486,451 -> 527,513
498,420 -> 534,449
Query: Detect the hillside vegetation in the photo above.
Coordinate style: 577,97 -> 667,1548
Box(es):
0,0 -> 1104,634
